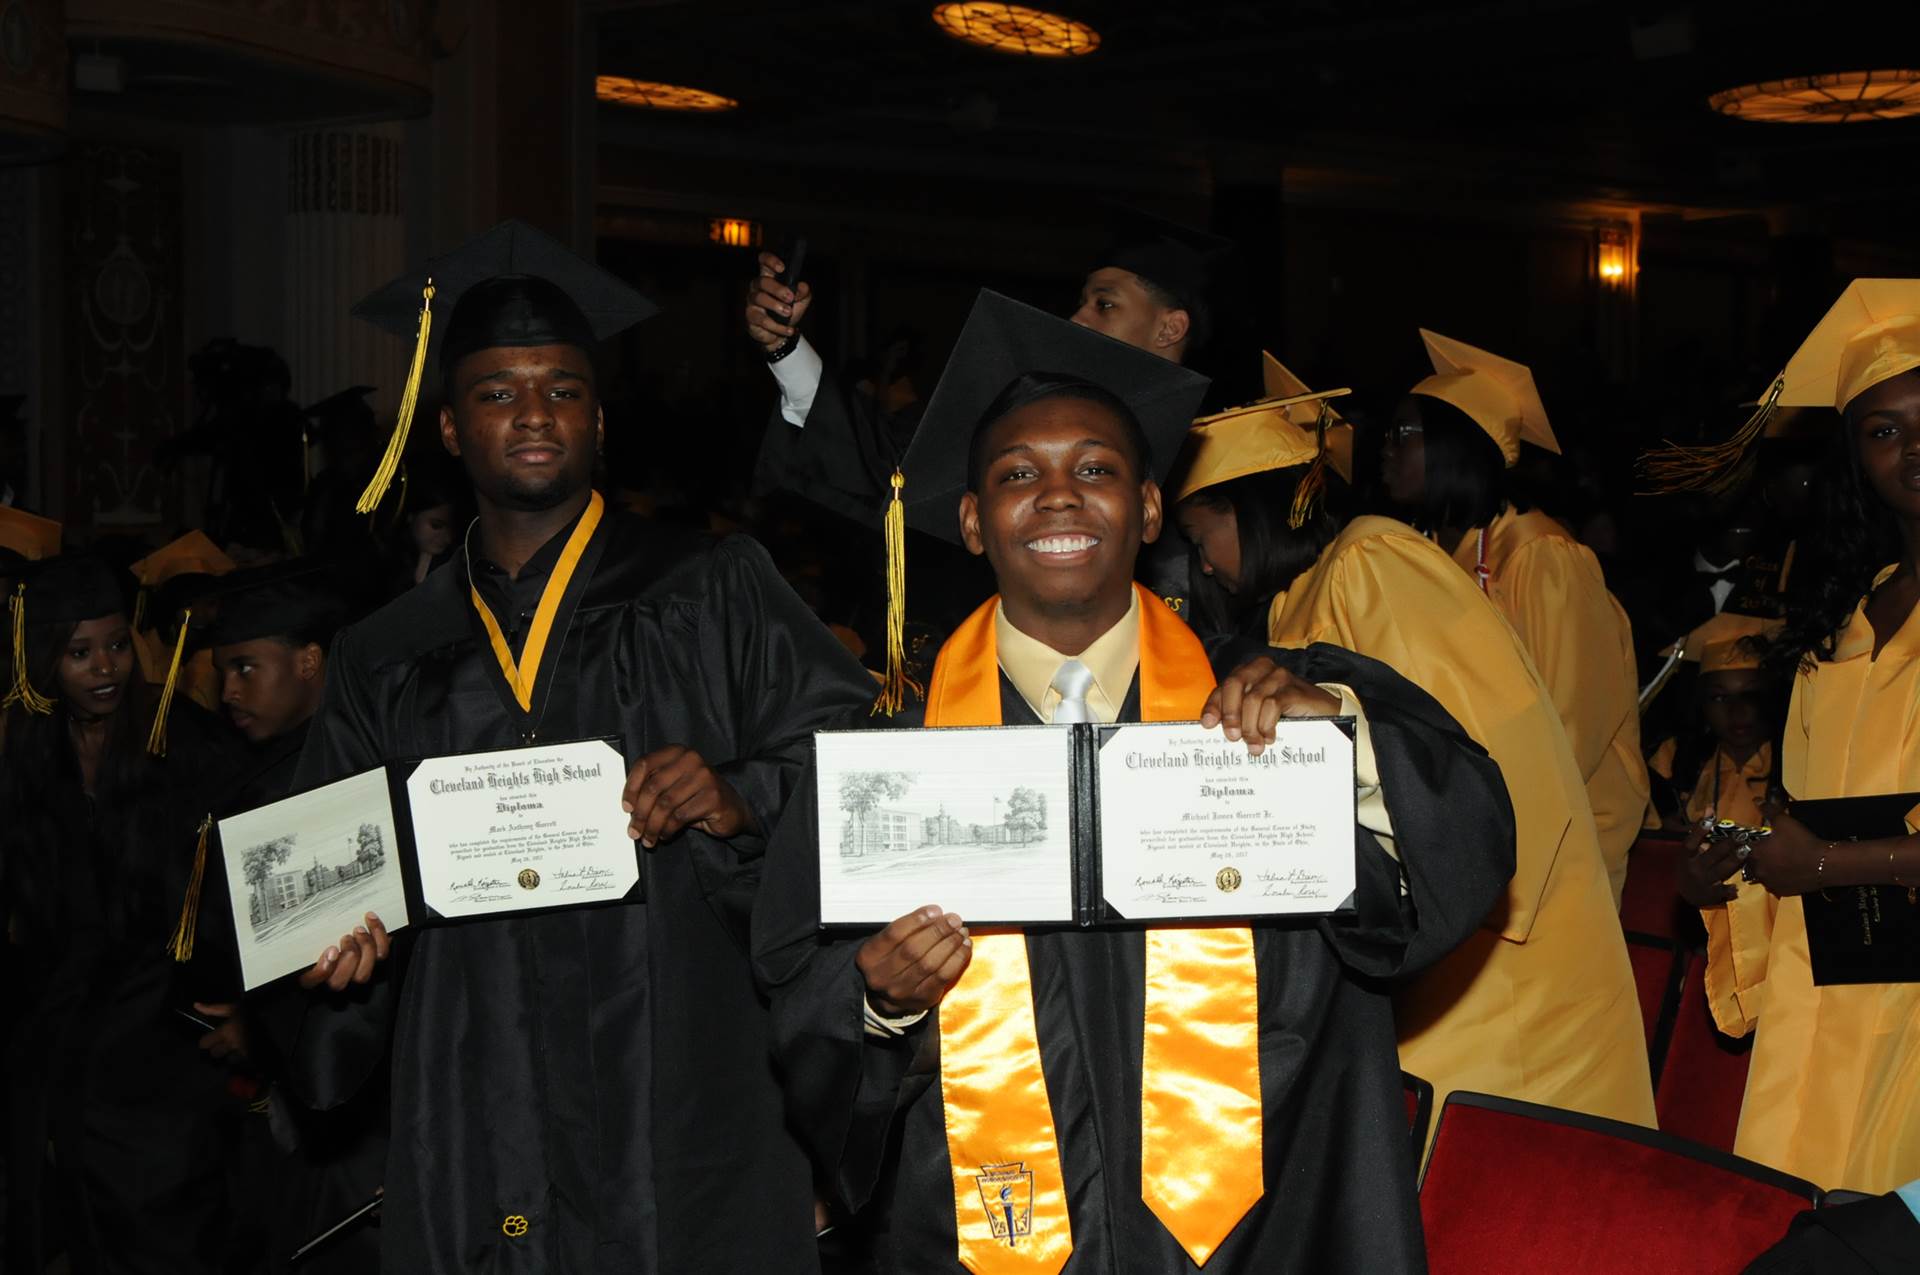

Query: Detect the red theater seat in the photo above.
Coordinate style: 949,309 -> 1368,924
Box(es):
1420,1092 -> 1820,1275
1655,951 -> 1753,1153
1621,835 -> 1692,943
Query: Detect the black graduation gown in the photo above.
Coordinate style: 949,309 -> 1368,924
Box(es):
276,509 -> 879,1274
5,702 -> 249,1275
753,640 -> 1515,1275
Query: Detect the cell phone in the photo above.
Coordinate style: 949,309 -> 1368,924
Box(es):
779,236 -> 808,290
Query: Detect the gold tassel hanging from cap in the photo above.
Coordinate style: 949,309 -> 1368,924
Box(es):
1638,377 -> 1783,495
872,470 -> 922,716
1287,402 -> 1334,530
168,815 -> 214,962
356,279 -> 436,515
131,586 -> 148,633
145,607 -> 191,757
3,583 -> 54,715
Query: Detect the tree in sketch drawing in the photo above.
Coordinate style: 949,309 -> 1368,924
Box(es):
839,771 -> 913,856
1005,787 -> 1047,838
356,823 -> 387,867
242,836 -> 297,926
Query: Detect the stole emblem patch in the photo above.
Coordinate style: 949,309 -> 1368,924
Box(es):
974,1162 -> 1035,1245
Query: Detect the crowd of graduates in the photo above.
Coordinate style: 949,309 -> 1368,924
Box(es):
2,217 -> 1918,1274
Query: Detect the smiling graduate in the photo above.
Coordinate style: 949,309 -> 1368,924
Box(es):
752,292 -> 1514,1275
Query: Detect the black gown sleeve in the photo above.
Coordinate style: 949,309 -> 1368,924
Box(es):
751,715 -> 927,1213
1217,638 -> 1517,983
684,536 -> 882,932
751,362 -> 919,526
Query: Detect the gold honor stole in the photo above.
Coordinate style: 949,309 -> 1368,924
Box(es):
924,583 -> 1264,1273
469,490 -> 606,712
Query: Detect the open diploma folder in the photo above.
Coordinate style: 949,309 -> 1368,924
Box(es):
1794,792 -> 1920,986
216,737 -> 639,991
813,719 -> 1357,927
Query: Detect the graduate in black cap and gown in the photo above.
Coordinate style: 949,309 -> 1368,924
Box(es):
2,554 -> 247,1274
183,563 -> 388,1273
753,292 -> 1514,1274
269,221 -> 878,1274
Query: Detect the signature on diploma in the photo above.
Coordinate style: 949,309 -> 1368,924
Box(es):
1256,867 -> 1330,898
449,875 -> 512,897
553,865 -> 617,893
1133,872 -> 1208,905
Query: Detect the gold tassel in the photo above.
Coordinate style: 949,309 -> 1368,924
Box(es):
131,586 -> 148,633
356,278 -> 435,514
1638,378 -> 1783,495
872,470 -> 922,716
145,607 -> 191,757
2,583 -> 54,714
1287,403 -> 1333,530
168,815 -> 214,962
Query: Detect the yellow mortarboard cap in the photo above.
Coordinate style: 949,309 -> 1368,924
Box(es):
1410,329 -> 1558,466
130,531 -> 234,589
1177,387 -> 1353,501
1662,611 -> 1780,675
1642,280 -> 1920,493
1778,278 -> 1920,412
0,506 -> 61,561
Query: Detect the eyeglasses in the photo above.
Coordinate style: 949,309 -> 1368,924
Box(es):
1384,423 -> 1424,446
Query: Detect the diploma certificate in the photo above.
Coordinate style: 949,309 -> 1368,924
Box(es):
1096,720 -> 1356,920
812,719 -> 1357,929
407,738 -> 638,920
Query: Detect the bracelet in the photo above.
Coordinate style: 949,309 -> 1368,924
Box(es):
765,335 -> 799,364
1817,842 -> 1836,882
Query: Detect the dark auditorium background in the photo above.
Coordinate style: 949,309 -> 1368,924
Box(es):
1,0 -> 1916,545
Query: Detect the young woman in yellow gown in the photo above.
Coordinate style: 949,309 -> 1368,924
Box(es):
1378,332 -> 1649,905
1679,280 -> 1920,1193
1176,356 -> 1653,1130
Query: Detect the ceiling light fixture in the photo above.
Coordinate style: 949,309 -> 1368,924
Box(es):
1709,70 -> 1920,124
595,76 -> 738,112
931,3 -> 1100,57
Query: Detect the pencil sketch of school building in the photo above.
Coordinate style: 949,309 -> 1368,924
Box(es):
838,769 -> 1048,858
246,823 -> 388,930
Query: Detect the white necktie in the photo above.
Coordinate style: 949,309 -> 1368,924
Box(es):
1050,658 -> 1095,724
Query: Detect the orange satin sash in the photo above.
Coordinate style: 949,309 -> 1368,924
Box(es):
925,585 -> 1263,1271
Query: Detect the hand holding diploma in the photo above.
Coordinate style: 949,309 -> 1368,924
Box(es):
858,905 -> 973,1016
622,744 -> 758,848
1202,654 -> 1342,754
299,912 -> 392,993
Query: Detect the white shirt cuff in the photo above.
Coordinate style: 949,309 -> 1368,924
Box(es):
863,995 -> 928,1038
1320,683 -> 1405,892
770,336 -> 824,426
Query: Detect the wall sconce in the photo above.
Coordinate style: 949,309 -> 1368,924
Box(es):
1596,227 -> 1631,290
709,218 -> 762,249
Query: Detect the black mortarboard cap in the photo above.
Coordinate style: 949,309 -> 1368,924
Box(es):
899,290 -> 1211,545
198,560 -> 349,650
303,386 -> 377,429
14,554 -> 127,625
347,220 -> 659,513
352,219 -> 659,374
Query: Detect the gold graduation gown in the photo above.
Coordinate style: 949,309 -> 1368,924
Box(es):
1451,507 -> 1651,906
1704,566 -> 1920,1193
1268,516 -> 1655,1129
